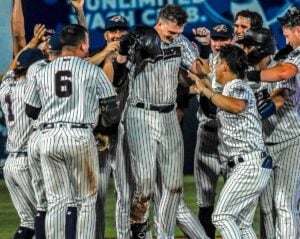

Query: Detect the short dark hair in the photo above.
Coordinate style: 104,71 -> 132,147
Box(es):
158,4 -> 188,26
60,24 -> 88,48
219,45 -> 248,79
235,9 -> 263,29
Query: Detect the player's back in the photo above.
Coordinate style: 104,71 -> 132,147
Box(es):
0,73 -> 33,152
35,56 -> 114,126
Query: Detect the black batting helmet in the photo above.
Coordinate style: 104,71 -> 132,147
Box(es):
237,28 -> 276,66
277,7 -> 300,27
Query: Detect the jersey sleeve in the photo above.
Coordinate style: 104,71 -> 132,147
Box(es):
178,35 -> 198,70
26,60 -> 47,82
24,75 -> 42,108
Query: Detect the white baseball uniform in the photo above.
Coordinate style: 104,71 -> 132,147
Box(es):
24,56 -> 117,239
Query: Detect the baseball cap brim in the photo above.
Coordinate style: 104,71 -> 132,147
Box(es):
17,48 -> 45,67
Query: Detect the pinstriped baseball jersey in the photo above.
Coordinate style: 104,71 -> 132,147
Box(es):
0,73 -> 33,152
127,34 -> 197,105
125,33 -> 197,238
218,79 -> 266,160
0,70 -> 37,231
24,56 -> 117,126
258,51 -> 300,239
26,59 -> 49,80
263,48 -> 300,144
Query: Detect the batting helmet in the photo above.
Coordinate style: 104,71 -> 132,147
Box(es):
277,7 -> 300,27
237,28 -> 276,66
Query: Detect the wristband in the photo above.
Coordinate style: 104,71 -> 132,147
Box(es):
247,70 -> 261,83
199,44 -> 210,59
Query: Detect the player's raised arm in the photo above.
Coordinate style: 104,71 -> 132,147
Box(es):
189,45 -> 249,114
69,0 -> 87,28
11,0 -> 26,57
7,24 -> 46,72
88,15 -> 129,83
191,27 -> 211,76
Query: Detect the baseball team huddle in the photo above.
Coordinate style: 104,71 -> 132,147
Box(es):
1,0 -> 300,239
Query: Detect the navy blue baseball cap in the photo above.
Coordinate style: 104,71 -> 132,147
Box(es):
48,31 -> 62,51
210,24 -> 233,40
17,48 -> 45,67
105,15 -> 128,31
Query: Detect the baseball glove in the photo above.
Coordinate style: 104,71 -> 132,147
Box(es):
95,133 -> 110,152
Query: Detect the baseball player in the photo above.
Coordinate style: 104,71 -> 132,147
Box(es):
233,9 -> 263,42
192,23 -> 233,239
235,27 -> 278,239
90,15 -> 129,239
26,30 -> 64,239
189,44 -> 272,238
0,48 -> 45,239
247,7 -> 300,238
24,24 -> 118,239
113,4 -> 206,238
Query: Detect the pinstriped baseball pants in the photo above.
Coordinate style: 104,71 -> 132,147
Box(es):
194,124 -> 222,207
260,137 -> 300,239
212,151 -> 272,239
114,120 -> 133,239
126,106 -> 183,239
28,129 -> 47,212
39,127 -> 99,239
4,154 -> 37,229
95,134 -> 118,239
153,180 -> 210,239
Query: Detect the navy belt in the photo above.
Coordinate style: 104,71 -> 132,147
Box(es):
135,103 -> 174,113
228,151 -> 268,168
41,123 -> 89,130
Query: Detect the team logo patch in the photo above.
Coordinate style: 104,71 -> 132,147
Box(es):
109,16 -> 125,23
213,24 -> 228,33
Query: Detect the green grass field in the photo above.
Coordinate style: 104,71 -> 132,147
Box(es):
0,176 -> 260,239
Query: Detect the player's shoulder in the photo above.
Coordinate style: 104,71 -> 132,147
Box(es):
284,47 -> 300,65
27,59 -> 49,78
224,79 -> 251,93
0,71 -> 14,94
0,70 -> 14,86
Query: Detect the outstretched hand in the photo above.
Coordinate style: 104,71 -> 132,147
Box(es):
188,71 -> 207,94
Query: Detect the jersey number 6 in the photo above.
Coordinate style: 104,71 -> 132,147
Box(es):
55,70 -> 72,98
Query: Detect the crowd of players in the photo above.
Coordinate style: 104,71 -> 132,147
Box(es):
0,0 -> 299,239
